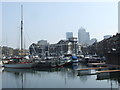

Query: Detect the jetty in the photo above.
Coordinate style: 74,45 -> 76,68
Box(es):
77,67 -> 109,71
77,66 -> 109,76
87,62 -> 106,67
96,70 -> 120,73
77,63 -> 120,76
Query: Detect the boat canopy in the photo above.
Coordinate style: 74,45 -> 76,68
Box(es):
71,56 -> 78,59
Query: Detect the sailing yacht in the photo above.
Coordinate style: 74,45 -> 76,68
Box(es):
3,5 -> 35,69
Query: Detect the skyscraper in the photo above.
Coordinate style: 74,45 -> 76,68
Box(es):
86,32 -> 90,42
78,27 -> 86,44
66,32 -> 73,40
78,27 -> 90,45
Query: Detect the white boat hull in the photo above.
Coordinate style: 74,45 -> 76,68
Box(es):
4,63 -> 34,69
72,59 -> 78,63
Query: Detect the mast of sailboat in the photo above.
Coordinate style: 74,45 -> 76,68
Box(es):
21,5 -> 23,58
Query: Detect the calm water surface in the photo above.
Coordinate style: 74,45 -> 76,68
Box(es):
2,63 -> 120,88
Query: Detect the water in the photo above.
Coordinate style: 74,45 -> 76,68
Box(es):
0,68 -> 2,90
2,63 -> 120,88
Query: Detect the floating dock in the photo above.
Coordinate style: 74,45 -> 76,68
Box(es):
77,63 -> 120,76
96,70 -> 120,73
77,67 -> 109,71
87,63 -> 106,67
77,67 -> 109,76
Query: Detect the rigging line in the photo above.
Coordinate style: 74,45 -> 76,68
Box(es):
24,30 -> 32,44
24,30 -> 38,55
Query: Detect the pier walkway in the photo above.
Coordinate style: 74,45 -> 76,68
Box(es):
96,70 -> 120,73
77,63 -> 120,76
77,67 -> 109,71
87,63 -> 105,67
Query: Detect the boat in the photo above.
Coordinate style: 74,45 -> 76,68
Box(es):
2,58 -> 10,64
35,60 -> 56,68
62,54 -> 72,66
3,63 -> 33,69
3,57 -> 34,69
56,59 -> 65,67
77,55 -> 84,62
3,5 -> 35,69
2,56 -> 13,64
71,56 -> 78,63
35,57 -> 64,68
88,54 -> 101,63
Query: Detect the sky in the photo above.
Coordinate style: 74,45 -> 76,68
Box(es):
1,1 -> 118,49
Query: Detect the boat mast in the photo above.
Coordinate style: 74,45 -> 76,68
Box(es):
21,5 -> 23,57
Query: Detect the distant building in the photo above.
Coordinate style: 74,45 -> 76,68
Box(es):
78,27 -> 86,44
87,33 -> 120,65
104,35 -> 112,39
78,27 -> 90,45
29,37 -> 79,57
86,32 -> 90,42
87,33 -> 120,56
2,46 -> 14,57
88,38 -> 97,45
37,40 -> 49,45
66,32 -> 73,40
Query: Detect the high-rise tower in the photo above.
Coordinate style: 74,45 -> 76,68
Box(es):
78,27 -> 90,45
78,27 -> 86,44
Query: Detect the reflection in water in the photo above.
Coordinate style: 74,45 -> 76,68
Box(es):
96,72 -> 120,89
0,68 -> 2,90
2,63 -> 120,88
